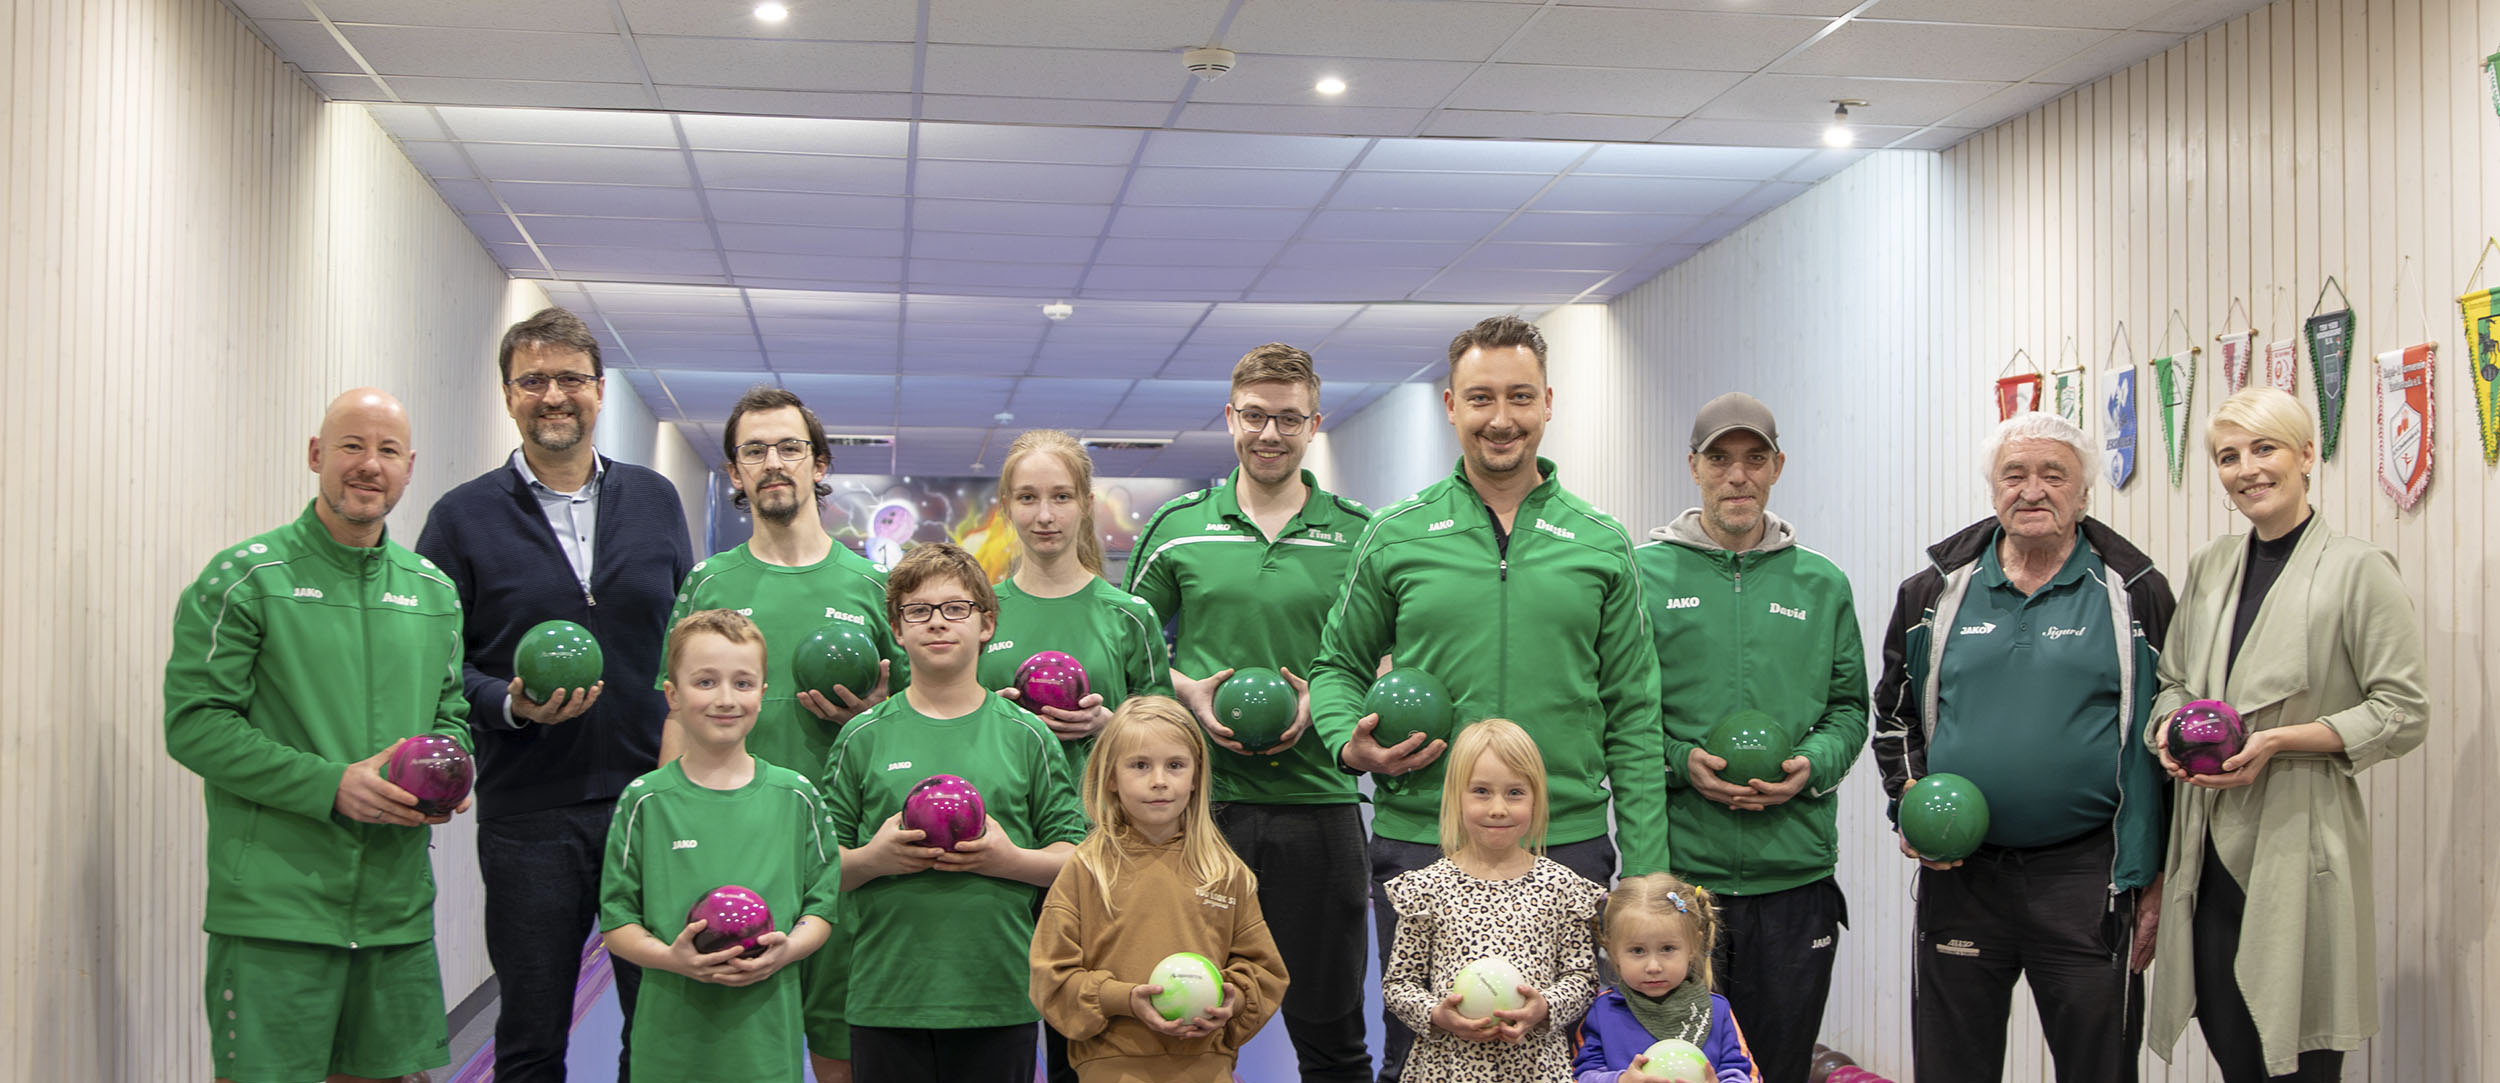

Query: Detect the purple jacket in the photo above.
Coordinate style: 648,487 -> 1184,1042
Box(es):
1572,988 -> 1759,1083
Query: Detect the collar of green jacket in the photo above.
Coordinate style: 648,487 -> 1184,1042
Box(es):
291,499 -> 393,570
1446,455 -> 1562,512
1212,466 -> 1355,527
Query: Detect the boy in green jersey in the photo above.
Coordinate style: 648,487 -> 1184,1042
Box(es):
824,543 -> 1089,1081
601,610 -> 841,1082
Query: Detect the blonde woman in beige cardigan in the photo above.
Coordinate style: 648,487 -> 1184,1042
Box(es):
2143,387 -> 2429,1081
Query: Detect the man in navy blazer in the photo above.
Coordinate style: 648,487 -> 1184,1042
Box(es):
416,307 -> 693,1083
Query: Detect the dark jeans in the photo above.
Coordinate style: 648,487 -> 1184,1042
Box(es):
2193,842 -> 2346,1082
1216,802 -> 1373,1083
1370,833 -> 1616,1083
1913,829 -> 2142,1083
850,1023 -> 1036,1083
479,799 -> 642,1083
1712,877 -> 1847,1083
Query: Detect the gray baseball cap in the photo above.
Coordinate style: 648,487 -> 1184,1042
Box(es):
1689,392 -> 1780,453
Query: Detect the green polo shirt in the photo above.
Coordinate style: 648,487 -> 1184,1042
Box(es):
1127,469 -> 1371,805
976,576 -> 1171,783
1929,530 -> 2125,848
664,541 -> 906,780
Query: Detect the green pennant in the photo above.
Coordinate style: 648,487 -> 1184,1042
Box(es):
2306,308 -> 2356,460
2153,353 -> 2195,487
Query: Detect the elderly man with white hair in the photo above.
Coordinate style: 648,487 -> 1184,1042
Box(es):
1872,412 -> 2177,1082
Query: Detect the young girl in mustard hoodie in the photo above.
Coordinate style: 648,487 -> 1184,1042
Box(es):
1029,696 -> 1289,1081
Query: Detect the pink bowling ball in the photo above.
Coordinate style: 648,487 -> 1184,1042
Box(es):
2168,699 -> 2249,776
1014,651 -> 1090,714
687,885 -> 774,958
385,734 -> 474,817
903,773 -> 987,852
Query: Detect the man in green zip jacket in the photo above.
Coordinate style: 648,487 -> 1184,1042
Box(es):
1635,393 -> 1867,1083
163,389 -> 473,1083
1311,316 -> 1666,1082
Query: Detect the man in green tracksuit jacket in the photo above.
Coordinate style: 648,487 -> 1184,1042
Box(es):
1311,316 -> 1665,1082
1635,393 -> 1867,1083
163,389 -> 473,1083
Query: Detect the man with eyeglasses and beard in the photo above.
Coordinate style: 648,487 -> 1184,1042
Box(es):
663,385 -> 905,1083
416,307 -> 693,1083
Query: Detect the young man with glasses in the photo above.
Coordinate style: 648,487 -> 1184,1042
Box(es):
1126,343 -> 1375,1081
416,307 -> 693,1083
662,385 -> 904,1083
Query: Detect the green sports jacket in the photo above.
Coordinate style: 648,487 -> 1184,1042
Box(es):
1311,458 -> 1668,874
163,502 -> 471,948
1636,509 -> 1868,895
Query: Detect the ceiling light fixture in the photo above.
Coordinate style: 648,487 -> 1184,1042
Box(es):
753,2 -> 788,23
1315,76 -> 1347,96
1042,301 -> 1074,321
1825,99 -> 1867,147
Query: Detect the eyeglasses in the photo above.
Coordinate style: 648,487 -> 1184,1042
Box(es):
1235,408 -> 1311,435
506,372 -> 599,395
899,600 -> 982,624
734,439 -> 816,465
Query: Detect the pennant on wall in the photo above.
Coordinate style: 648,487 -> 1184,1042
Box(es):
2485,49 -> 2499,119
2375,343 -> 2435,511
1996,374 -> 2042,419
2305,277 -> 2357,460
2463,282 -> 2500,464
2104,366 -> 2139,490
2153,351 -> 2197,487
1995,348 -> 2041,420
2263,337 -> 2300,394
2217,299 -> 2256,393
2053,367 -> 2088,428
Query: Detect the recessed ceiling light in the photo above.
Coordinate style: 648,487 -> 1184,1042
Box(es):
754,2 -> 789,23
1315,76 -> 1347,96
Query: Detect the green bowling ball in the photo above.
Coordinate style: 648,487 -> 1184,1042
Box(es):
1898,772 -> 1991,863
515,620 -> 603,703
792,622 -> 881,701
1363,667 -> 1454,747
1213,667 -> 1295,751
1703,709 -> 1791,785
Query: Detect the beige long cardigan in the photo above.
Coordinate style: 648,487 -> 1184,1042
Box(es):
2143,515 -> 2428,1075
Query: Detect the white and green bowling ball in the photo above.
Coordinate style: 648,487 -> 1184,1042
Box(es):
1449,955 -> 1530,1019
1147,951 -> 1223,1022
1638,1037 -> 1711,1082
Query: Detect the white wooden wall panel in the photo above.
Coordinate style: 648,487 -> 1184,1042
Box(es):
0,0 -> 707,1075
1325,0 -> 2495,1076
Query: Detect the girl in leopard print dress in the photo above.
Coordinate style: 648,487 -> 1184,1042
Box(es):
1382,719 -> 1606,1082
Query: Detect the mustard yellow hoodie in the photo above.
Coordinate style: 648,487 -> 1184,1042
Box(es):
1029,833 -> 1289,1082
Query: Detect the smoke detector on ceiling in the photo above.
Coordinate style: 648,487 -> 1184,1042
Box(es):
1183,46 -> 1235,80
1042,301 -> 1074,321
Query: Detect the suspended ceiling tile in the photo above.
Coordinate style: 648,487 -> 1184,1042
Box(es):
1776,21 -> 2117,82
1327,171 -> 1552,211
619,0 -> 917,39
1690,73 -> 2011,126
1189,56 -> 1484,110
464,144 -> 692,185
725,252 -> 905,281
431,105 -> 678,147
1574,143 -> 1816,179
1529,174 -> 1764,213
637,38 -> 918,93
678,115 -> 911,156
706,190 -> 907,228
716,222 -> 909,258
1503,9 -> 1827,70
1869,0 -> 2184,30
338,25 -> 643,81
913,160 -> 1132,203
918,95 -> 1179,128
657,87 -> 918,119
915,123 -> 1145,166
926,0 -> 1228,49
909,231 -> 1101,264
1137,131 -> 1369,170
1357,138 -> 1594,174
1452,242 -> 1649,273
491,181 -> 708,218
315,0 -> 618,31
1450,65 -> 1747,117
912,199 -> 1116,236
1223,0 -> 1537,62
1086,265 -> 1264,292
1272,241 -> 1471,268
317,73 -> 656,109
522,216 -> 716,249
1301,209 -> 1510,242
1175,104 -> 1432,138
922,44 -> 1184,100
690,150 -> 910,195
1418,110 -> 1676,142
253,20 -> 362,73
1491,211 -> 1708,245
1107,206 -> 1314,240
1123,167 -> 1342,208
2024,31 -> 2180,84
1094,237 -> 1287,267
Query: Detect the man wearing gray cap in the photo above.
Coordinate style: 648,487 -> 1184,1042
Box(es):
1634,393 -> 1867,1083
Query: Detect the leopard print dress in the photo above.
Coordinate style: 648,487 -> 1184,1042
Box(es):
1382,856 -> 1606,1083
